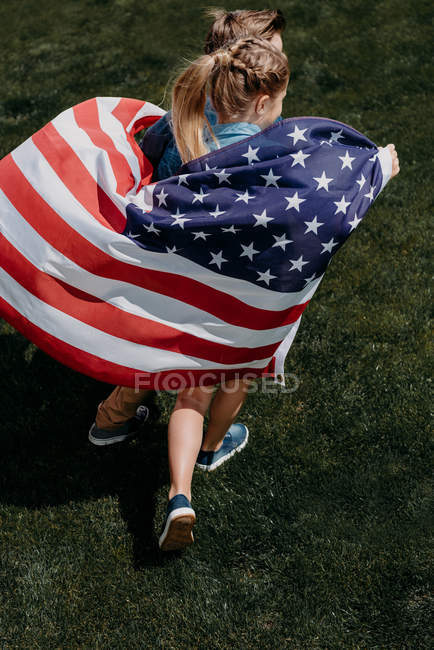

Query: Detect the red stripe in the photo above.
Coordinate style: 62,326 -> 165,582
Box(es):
0,297 -> 272,389
32,123 -> 126,233
110,98 -> 147,130
0,233 -> 281,364
110,97 -> 162,136
0,156 -> 308,330
110,98 -> 162,188
73,99 -> 136,197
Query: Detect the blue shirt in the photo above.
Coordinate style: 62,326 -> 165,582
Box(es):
204,121 -> 261,151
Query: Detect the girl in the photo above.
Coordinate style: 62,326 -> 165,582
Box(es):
158,37 -> 290,551
158,37 -> 400,551
90,8 -> 287,444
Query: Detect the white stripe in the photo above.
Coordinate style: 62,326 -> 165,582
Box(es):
273,316 -> 302,384
0,189 -> 309,349
377,146 -> 392,193
50,107 -> 132,216
10,137 -> 324,312
0,267 -> 273,373
96,97 -> 141,195
52,102 -> 156,213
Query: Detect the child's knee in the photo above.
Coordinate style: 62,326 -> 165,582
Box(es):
175,385 -> 214,415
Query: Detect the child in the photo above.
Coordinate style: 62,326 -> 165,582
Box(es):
157,35 -> 399,550
89,8 -> 286,445
158,36 -> 290,551
143,8 -> 286,180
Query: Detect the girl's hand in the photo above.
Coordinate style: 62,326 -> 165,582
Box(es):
386,143 -> 400,178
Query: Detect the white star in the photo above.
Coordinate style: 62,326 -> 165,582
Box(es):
205,163 -> 217,171
303,273 -> 317,286
289,255 -> 309,272
209,250 -> 228,270
192,231 -> 211,240
334,194 -> 351,215
304,216 -> 324,235
338,150 -> 356,170
252,209 -> 273,228
242,145 -> 260,165
260,168 -> 281,187
166,244 -> 180,253
285,191 -> 306,212
356,173 -> 366,190
127,230 -> 141,239
155,187 -> 168,207
256,268 -> 276,285
364,184 -> 376,202
329,129 -> 344,143
209,204 -> 226,219
143,222 -> 161,235
170,207 -> 191,229
177,174 -> 189,186
369,153 -> 378,162
287,125 -> 308,145
192,187 -> 210,203
313,170 -> 333,191
291,150 -> 311,168
221,225 -> 240,234
235,189 -> 255,204
213,169 -> 232,184
348,213 -> 362,231
320,238 -> 339,254
272,234 -> 293,250
320,139 -> 333,147
240,242 -> 259,261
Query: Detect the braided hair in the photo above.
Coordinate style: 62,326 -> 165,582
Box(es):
172,37 -> 289,164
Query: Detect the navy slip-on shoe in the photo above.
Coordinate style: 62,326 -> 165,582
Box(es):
88,404 -> 150,446
196,423 -> 249,472
159,494 -> 196,552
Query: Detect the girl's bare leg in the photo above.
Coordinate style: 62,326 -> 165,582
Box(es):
201,378 -> 251,451
167,384 -> 215,501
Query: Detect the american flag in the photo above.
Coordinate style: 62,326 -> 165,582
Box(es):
0,97 -> 391,390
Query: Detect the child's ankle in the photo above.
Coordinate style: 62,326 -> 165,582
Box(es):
200,439 -> 224,453
168,488 -> 191,502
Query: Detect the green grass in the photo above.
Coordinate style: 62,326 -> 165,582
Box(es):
0,0 -> 432,647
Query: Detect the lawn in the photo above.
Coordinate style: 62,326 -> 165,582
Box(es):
0,0 -> 432,647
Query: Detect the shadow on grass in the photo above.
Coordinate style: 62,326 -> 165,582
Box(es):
0,331 -> 169,569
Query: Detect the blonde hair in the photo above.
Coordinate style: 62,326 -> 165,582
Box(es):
172,37 -> 289,164
204,8 -> 286,54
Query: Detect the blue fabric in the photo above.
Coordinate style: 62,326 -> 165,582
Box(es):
128,116 -> 384,296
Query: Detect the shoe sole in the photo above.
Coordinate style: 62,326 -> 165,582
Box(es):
88,423 -> 136,446
159,509 -> 196,551
195,427 -> 249,472
88,430 -> 135,446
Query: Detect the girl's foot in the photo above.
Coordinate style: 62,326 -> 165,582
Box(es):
158,494 -> 196,551
196,423 -> 249,472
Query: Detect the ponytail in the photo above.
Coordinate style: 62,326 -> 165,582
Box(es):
172,37 -> 289,165
172,54 -> 216,164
